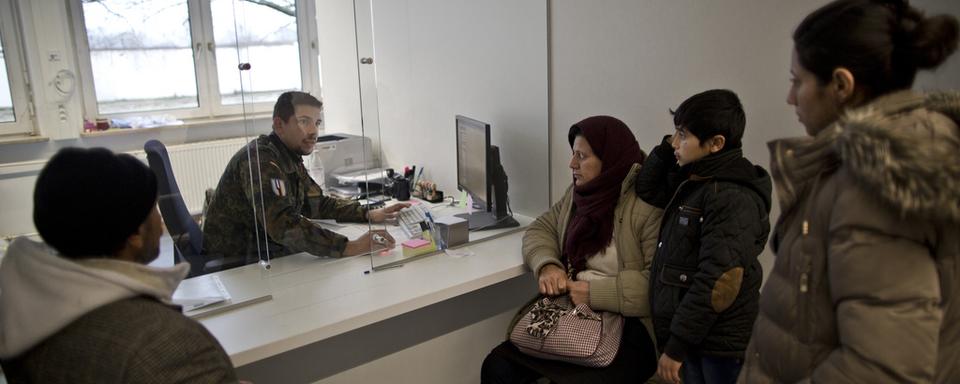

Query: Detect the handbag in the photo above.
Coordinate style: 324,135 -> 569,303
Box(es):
509,294 -> 624,367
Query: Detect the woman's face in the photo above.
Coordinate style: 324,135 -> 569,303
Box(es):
787,49 -> 843,136
570,135 -> 602,186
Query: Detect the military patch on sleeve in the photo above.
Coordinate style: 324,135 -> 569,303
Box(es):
271,178 -> 287,197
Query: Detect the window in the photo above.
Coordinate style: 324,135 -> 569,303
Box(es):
71,0 -> 319,121
0,0 -> 34,136
211,0 -> 303,106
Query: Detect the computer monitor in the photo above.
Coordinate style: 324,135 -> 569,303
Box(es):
454,115 -> 519,231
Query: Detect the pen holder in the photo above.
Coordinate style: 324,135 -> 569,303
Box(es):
395,178 -> 411,201
425,190 -> 444,203
415,180 -> 444,203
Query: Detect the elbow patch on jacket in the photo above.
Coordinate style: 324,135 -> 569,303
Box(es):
711,267 -> 744,313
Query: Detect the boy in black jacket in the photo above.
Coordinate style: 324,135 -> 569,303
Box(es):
636,89 -> 771,384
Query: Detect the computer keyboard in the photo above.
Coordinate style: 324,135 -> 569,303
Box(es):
398,204 -> 428,239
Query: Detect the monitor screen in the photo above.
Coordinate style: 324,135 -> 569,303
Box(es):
455,115 -> 491,212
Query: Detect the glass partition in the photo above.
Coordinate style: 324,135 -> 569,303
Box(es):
73,0 -> 241,271
139,0 -> 549,281
160,0 -> 287,315
71,0 -> 268,283
10,0 -> 550,319
232,0 -> 363,276
228,0 -> 273,271
351,0 -> 389,271
354,0 -> 550,271
210,0 -> 302,106
223,0 -> 317,274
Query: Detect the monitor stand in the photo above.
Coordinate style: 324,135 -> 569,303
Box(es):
455,211 -> 520,231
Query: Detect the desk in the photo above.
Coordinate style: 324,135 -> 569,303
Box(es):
187,211 -> 538,383
314,198 -> 532,270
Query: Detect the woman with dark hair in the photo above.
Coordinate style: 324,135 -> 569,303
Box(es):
481,116 -> 661,383
740,0 -> 960,382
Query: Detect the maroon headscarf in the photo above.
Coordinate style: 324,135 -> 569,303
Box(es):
563,116 -> 644,276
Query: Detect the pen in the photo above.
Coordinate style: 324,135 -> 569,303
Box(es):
424,212 -> 445,250
413,167 -> 424,193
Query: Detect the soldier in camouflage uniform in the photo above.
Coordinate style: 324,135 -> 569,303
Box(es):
202,91 -> 406,264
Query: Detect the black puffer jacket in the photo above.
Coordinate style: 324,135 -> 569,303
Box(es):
635,137 -> 771,362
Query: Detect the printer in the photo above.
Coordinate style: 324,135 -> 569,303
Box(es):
305,133 -> 385,198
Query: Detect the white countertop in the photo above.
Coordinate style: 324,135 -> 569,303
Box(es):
191,214 -> 534,366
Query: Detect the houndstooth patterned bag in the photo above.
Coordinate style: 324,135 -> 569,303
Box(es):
509,295 -> 624,367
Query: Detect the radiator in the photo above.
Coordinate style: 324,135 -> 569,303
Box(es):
130,137 -> 250,214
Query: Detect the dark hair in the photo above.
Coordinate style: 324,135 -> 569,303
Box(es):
34,147 -> 158,258
671,89 -> 746,150
272,91 -> 323,121
794,0 -> 959,99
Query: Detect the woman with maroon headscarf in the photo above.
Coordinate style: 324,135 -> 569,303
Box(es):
481,116 -> 663,383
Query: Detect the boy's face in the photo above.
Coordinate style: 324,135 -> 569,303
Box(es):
671,127 -> 718,166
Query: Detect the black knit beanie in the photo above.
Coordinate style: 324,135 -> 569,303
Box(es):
33,147 -> 158,258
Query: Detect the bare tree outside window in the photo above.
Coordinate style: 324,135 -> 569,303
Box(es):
80,0 -> 301,115
212,0 -> 301,105
82,0 -> 199,114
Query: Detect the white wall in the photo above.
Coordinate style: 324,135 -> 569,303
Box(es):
550,0 -> 960,282
316,0 -> 363,135
364,0 -> 549,218
913,0 -> 960,89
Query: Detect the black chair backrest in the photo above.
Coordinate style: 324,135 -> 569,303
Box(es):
143,140 -> 204,275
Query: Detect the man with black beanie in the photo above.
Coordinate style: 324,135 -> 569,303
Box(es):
0,147 -> 238,383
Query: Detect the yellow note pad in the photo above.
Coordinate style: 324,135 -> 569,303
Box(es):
401,235 -> 438,258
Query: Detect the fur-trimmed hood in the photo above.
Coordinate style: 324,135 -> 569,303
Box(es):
770,90 -> 960,223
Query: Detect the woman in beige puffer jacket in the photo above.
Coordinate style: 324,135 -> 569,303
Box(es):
482,116 -> 663,383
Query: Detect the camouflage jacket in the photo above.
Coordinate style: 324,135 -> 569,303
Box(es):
202,133 -> 367,264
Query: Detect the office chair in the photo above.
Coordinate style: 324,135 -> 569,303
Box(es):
144,140 -> 242,277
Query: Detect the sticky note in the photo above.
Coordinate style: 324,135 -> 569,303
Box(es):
402,238 -> 431,248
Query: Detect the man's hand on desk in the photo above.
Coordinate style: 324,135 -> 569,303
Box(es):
366,202 -> 411,223
343,229 -> 397,256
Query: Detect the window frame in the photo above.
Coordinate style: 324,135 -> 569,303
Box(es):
0,0 -> 35,136
69,0 -> 320,124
